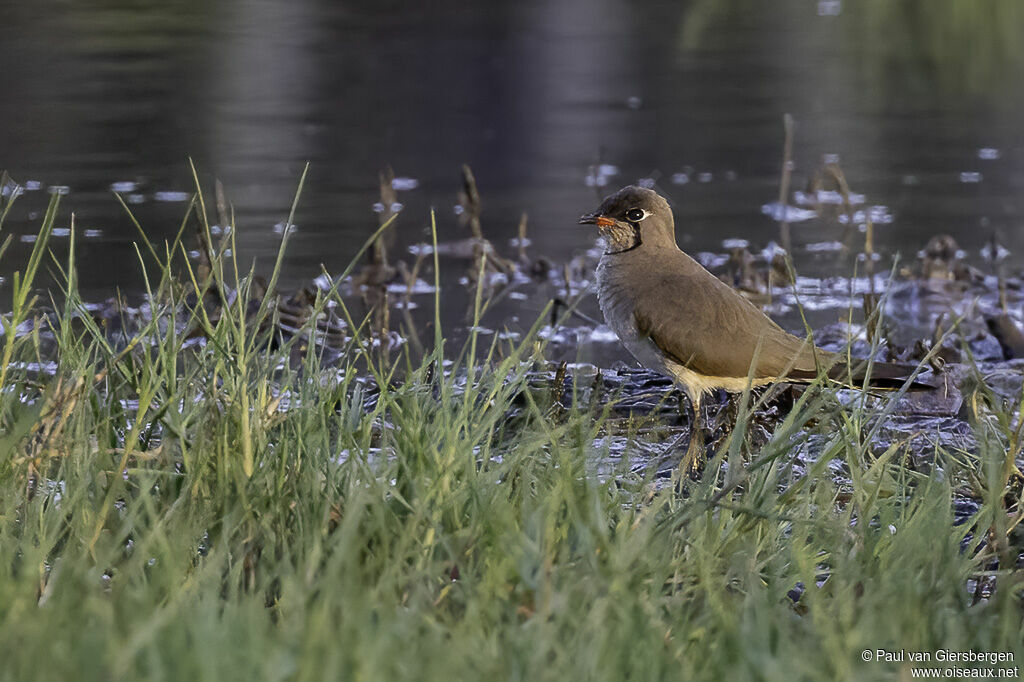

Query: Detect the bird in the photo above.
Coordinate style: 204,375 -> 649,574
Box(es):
578,185 -> 929,472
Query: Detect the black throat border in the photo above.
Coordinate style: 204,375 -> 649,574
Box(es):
604,223 -> 643,255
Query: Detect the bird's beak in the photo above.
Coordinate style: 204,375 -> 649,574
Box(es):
578,213 -> 616,227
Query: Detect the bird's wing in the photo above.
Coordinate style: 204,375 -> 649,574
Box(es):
632,268 -> 827,380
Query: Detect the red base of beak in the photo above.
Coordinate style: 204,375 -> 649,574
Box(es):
578,214 -> 616,227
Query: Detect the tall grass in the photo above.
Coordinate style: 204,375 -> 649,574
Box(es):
0,177 -> 1021,681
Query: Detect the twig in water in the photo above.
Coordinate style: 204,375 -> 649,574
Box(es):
862,216 -> 881,345
822,163 -> 858,252
373,166 -> 398,270
777,113 -> 794,256
516,212 -> 529,262
459,164 -> 484,240
457,165 -> 516,283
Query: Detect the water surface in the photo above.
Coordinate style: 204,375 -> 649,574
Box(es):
2,0 -> 1023,357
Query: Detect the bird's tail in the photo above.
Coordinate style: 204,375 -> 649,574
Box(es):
826,359 -> 935,391
786,357 -> 935,390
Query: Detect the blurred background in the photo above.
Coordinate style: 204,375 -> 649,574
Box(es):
2,0 -> 1023,330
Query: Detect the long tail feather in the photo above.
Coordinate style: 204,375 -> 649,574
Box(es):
788,359 -> 935,390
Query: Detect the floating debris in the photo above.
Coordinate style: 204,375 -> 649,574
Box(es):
1,181 -> 23,199
980,240 -> 1010,263
760,241 -> 787,260
761,202 -> 818,223
793,189 -> 866,206
805,241 -> 845,252
587,326 -> 620,343
697,252 -> 730,269
385,278 -> 435,295
721,238 -> 749,249
585,164 -> 619,188
837,205 -> 893,226
391,177 -> 419,191
154,190 -> 190,202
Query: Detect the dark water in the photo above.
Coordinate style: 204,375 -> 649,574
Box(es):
3,0 -> 1024,357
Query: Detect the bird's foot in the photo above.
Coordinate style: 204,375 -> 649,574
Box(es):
678,424 -> 707,477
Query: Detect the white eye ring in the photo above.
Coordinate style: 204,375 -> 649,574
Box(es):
625,208 -> 648,222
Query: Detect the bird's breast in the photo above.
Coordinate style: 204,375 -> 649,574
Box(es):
595,256 -> 670,375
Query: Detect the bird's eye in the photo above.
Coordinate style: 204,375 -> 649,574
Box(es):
625,208 -> 646,222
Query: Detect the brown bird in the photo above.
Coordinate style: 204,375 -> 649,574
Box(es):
579,185 -> 926,471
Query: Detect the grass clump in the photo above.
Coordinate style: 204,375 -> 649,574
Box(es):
0,175 -> 1022,681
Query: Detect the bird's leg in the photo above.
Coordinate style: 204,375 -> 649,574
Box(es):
716,390 -> 747,451
679,392 -> 705,475
724,390 -> 740,434
708,388 -> 731,434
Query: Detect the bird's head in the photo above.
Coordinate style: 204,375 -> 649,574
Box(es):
578,185 -> 676,254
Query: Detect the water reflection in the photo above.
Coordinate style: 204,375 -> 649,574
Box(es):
1,0 -> 1023,349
